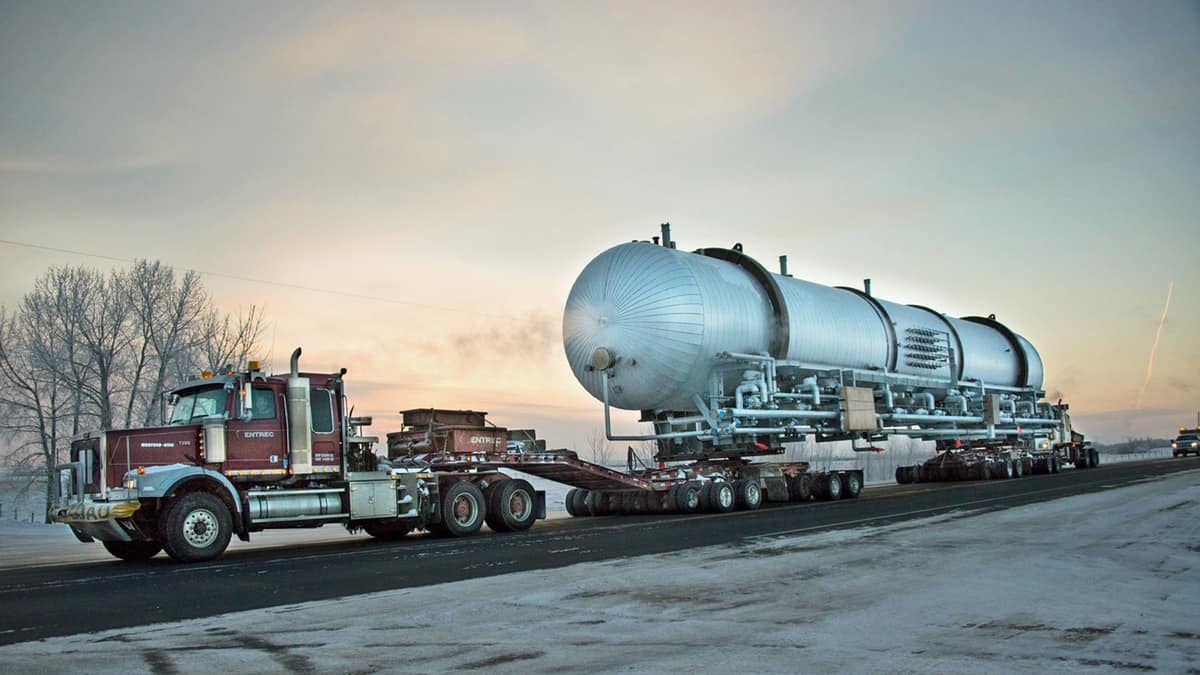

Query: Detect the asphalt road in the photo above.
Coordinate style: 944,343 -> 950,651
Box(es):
3,456 -> 1197,645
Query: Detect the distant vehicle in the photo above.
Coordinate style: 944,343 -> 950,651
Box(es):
1172,428 -> 1200,457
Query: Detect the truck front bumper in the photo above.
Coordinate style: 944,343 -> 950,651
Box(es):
49,497 -> 142,543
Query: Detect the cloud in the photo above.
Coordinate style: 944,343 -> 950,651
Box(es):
254,6 -> 531,84
532,1 -> 913,132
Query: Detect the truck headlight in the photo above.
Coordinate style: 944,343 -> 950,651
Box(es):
123,472 -> 138,490
1192,442 -> 1198,449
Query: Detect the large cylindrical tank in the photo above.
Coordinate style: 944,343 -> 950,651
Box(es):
563,241 -> 1043,411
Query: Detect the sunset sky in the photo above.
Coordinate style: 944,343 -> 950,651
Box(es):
1,1 -> 1197,446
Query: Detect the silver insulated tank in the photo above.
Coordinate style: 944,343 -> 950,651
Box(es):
563,241 -> 1044,412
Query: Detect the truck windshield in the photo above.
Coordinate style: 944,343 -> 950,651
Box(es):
169,387 -> 228,424
1178,434 -> 1199,442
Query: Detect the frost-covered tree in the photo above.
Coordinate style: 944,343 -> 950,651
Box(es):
0,261 -> 266,521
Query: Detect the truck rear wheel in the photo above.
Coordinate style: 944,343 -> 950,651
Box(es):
102,540 -> 162,561
486,479 -> 537,532
1089,448 -> 1099,467
441,481 -> 486,537
160,492 -> 233,563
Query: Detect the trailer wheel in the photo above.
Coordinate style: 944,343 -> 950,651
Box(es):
895,466 -> 910,485
788,474 -> 813,500
570,489 -> 590,517
102,540 -> 162,561
441,481 -> 486,537
1089,448 -> 1099,468
564,488 -> 580,517
823,474 -> 843,500
584,489 -> 607,517
1012,458 -> 1023,478
674,482 -> 703,514
707,482 -> 735,513
160,492 -> 233,563
999,459 -> 1014,480
363,520 -> 413,540
487,479 -> 537,531
735,480 -> 763,510
1049,454 -> 1061,474
844,473 -> 863,499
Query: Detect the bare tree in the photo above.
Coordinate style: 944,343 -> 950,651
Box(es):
0,261 -> 267,521
585,427 -> 614,467
125,261 -> 209,426
197,304 -> 266,375
0,309 -> 74,520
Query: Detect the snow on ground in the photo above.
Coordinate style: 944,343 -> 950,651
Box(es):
3,468 -> 1197,673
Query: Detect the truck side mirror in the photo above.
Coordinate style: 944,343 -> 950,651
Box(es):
240,381 -> 253,421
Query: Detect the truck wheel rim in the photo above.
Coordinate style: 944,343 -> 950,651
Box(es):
747,483 -> 761,505
717,485 -> 733,509
509,490 -> 531,519
453,495 -> 478,525
183,508 -> 219,548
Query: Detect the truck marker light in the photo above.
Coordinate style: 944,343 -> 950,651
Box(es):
137,466 -> 145,474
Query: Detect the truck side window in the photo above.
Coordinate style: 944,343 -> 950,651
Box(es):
251,387 -> 276,420
311,388 -> 334,433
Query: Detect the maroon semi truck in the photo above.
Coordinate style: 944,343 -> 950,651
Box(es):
48,348 -> 544,562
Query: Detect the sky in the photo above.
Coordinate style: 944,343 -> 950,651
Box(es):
1,0 -> 1198,447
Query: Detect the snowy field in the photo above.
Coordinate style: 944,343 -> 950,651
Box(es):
2,466 -> 1196,672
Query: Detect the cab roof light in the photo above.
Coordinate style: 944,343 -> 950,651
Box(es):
200,370 -> 214,379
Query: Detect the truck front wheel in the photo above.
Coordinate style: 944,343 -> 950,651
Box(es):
160,492 -> 233,562
102,540 -> 162,561
441,481 -> 486,537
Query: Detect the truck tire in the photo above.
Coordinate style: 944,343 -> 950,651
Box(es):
707,482 -> 735,513
440,481 -> 486,537
487,479 -> 537,532
363,520 -> 413,540
1089,448 -> 1099,467
564,488 -> 580,517
844,472 -> 863,498
788,474 -> 813,500
1012,458 -> 1024,478
159,492 -> 233,563
999,459 -> 1014,480
735,480 -> 763,510
823,474 -> 842,500
674,482 -> 703,514
895,466 -> 911,485
570,489 -> 590,517
102,540 -> 162,561
583,489 -> 607,517
1050,454 -> 1060,474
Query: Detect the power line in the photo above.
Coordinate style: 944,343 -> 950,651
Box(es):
0,237 -> 468,313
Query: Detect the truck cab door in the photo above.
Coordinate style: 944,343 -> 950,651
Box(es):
223,384 -> 288,477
